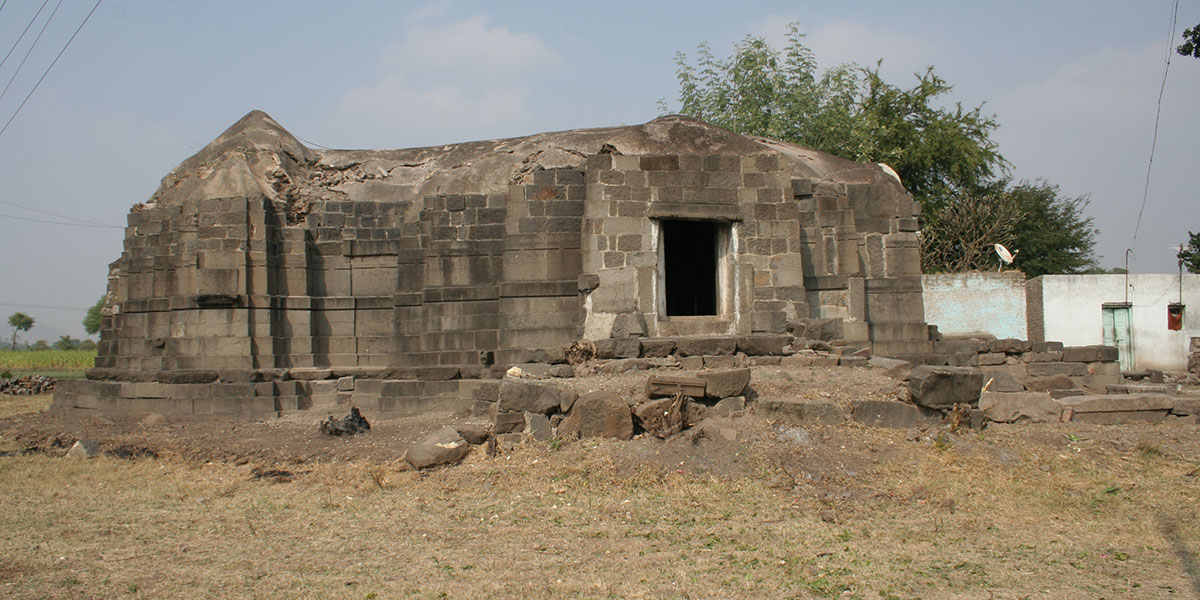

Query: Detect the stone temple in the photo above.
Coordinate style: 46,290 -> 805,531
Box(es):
53,111 -> 934,416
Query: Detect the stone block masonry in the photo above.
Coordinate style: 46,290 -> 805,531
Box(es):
56,111 -> 934,417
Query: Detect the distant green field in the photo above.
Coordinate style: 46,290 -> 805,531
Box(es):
0,349 -> 96,373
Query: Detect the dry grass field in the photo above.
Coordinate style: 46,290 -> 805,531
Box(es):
1,375 -> 1199,599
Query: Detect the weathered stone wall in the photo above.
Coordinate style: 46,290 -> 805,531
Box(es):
54,112 -> 936,417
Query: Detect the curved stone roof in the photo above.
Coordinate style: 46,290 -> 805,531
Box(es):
145,110 -> 901,208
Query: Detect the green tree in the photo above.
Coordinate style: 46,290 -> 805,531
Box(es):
667,24 -> 1099,276
667,23 -> 1006,212
32,339 -> 49,351
1179,231 -> 1200,273
1179,24 -> 1200,58
7,312 -> 34,350
83,295 -> 105,336
1002,180 -> 1099,277
53,335 -> 79,351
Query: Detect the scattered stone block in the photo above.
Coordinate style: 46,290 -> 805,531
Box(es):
525,413 -> 553,441
675,337 -> 736,357
498,380 -> 569,414
66,439 -> 101,459
1024,375 -> 1075,392
1061,345 -> 1106,363
558,391 -> 633,440
336,376 -> 354,391
593,338 -> 641,359
979,391 -> 1061,423
977,353 -> 1007,366
758,398 -> 844,425
406,427 -> 471,469
141,413 -> 168,427
982,373 -> 1025,393
639,338 -> 676,358
679,356 -> 704,370
850,400 -> 941,429
703,354 -> 745,369
908,365 -> 984,409
697,368 -> 751,399
735,334 -> 790,356
838,355 -> 867,367
455,424 -> 491,445
867,356 -> 913,380
990,339 -> 1032,354
1056,393 -> 1174,424
597,358 -> 651,374
1027,362 -> 1087,377
646,374 -> 706,399
1022,352 -> 1063,363
493,412 -> 525,434
713,396 -> 746,417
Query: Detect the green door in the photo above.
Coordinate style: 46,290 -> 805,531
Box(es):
1102,305 -> 1132,371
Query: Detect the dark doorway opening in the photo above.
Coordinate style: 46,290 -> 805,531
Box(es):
662,220 -> 722,316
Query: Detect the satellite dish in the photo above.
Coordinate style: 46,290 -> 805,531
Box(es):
994,243 -> 1019,270
877,163 -> 901,185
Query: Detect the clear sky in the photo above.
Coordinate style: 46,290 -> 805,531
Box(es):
0,0 -> 1197,342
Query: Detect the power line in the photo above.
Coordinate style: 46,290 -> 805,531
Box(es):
0,0 -> 49,74
0,0 -> 103,140
0,199 -> 120,227
0,212 -> 121,228
1130,0 -> 1179,253
0,0 -> 63,105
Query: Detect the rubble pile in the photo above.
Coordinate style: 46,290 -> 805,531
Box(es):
0,375 -> 56,395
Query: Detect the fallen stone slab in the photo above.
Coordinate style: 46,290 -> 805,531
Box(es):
697,368 -> 751,399
674,337 -> 736,357
908,365 -> 984,409
646,374 -> 706,399
1056,393 -> 1174,424
66,439 -> 101,459
406,427 -> 472,469
1106,383 -> 1180,395
758,398 -> 845,425
867,356 -> 913,380
525,413 -> 553,442
979,391 -> 1061,423
557,391 -> 633,440
498,380 -> 571,414
850,400 -> 941,429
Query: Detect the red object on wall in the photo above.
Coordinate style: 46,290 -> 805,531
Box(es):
1167,304 -> 1184,331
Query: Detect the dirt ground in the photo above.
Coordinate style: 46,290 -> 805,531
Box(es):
1,364 -> 1199,599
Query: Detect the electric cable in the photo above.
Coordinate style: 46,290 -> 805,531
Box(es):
0,0 -> 49,74
0,199 -> 119,227
0,0 -> 103,140
0,0 -> 63,105
1130,0 -> 1180,254
0,212 -> 121,228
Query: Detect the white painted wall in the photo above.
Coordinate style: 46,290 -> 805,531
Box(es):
922,272 -> 1027,339
1037,274 -> 1200,371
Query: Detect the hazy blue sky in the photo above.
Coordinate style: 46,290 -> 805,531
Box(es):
0,0 -> 1197,342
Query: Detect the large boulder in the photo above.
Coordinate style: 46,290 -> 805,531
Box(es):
558,391 -> 633,440
908,365 -> 984,409
698,368 -> 751,399
978,391 -> 1061,423
498,380 -> 573,414
406,427 -> 472,469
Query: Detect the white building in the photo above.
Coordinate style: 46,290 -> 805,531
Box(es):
1026,274 -> 1196,371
